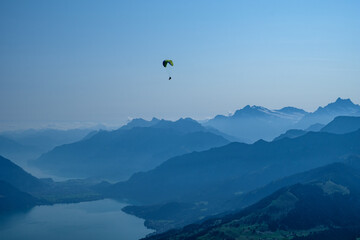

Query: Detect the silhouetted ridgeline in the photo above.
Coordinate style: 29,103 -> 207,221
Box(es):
112,129 -> 360,233
274,116 -> 360,141
144,156 -> 360,240
111,129 -> 360,204
205,98 -> 360,142
0,155 -> 106,211
31,118 -> 229,181
0,127 -> 98,164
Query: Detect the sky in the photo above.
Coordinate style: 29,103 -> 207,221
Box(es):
1,0 -> 360,130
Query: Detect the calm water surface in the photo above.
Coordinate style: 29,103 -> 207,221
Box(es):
0,199 -> 153,240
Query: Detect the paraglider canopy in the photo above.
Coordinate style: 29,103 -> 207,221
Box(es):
163,59 -> 174,80
162,60 -> 173,68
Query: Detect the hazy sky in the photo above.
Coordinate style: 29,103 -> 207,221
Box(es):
1,0 -> 360,130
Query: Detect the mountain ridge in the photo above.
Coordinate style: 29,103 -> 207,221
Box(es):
143,157 -> 360,240
109,129 -> 360,207
204,98 -> 360,142
31,118 -> 229,180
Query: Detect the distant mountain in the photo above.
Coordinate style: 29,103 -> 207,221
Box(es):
273,115 -> 360,142
273,129 -> 307,141
203,98 -> 360,142
145,158 -> 360,240
204,105 -> 308,142
1,128 -> 96,153
123,117 -> 240,141
120,118 -> 160,130
151,118 -> 206,134
0,135 -> 29,153
276,107 -> 308,115
0,180 -> 39,213
31,118 -> 229,180
305,123 -> 325,131
0,155 -> 105,206
0,128 -> 98,165
296,98 -> 360,129
321,116 -> 360,134
110,130 -> 360,206
0,136 -> 36,164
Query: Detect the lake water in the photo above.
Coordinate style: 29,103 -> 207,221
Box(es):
0,199 -> 153,240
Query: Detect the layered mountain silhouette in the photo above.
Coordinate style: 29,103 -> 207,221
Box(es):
110,129 -> 360,207
0,128 -> 97,164
120,117 -> 160,130
204,105 -> 307,142
274,116 -> 360,141
1,128 -> 97,152
0,155 -> 105,207
0,135 -> 35,165
144,157 -> 360,240
123,118 -> 360,232
305,123 -> 325,131
273,129 -> 308,141
204,98 -> 360,142
0,155 -> 44,193
295,97 -> 360,129
31,118 -> 229,180
320,116 -> 360,134
123,155 -> 360,233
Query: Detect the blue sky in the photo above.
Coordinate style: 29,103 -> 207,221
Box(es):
1,0 -> 360,129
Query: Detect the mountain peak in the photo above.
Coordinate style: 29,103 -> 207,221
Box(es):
319,97 -> 360,113
233,105 -> 271,118
314,98 -> 357,112
276,107 -> 308,115
331,97 -> 355,107
121,117 -> 160,130
335,97 -> 352,104
152,118 -> 204,134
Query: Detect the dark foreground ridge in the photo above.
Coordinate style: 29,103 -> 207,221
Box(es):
145,156 -> 360,240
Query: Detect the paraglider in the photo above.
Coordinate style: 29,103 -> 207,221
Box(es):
162,59 -> 173,80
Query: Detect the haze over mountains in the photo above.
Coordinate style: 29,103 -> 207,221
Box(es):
0,155 -> 107,212
31,118 -> 229,180
112,116 -> 360,233
296,98 -> 360,129
205,98 -> 360,142
25,98 -> 360,181
111,128 -> 360,204
0,128 -> 99,165
3,97 -> 360,239
274,115 -> 360,141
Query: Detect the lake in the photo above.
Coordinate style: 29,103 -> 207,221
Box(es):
0,199 -> 153,240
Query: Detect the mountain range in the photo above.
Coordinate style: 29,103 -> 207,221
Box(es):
296,98 -> 360,129
111,124 -> 360,233
144,156 -> 360,240
3,97 -> 360,238
110,128 -> 360,205
274,116 -> 360,141
31,118 -> 229,180
0,135 -> 35,165
0,128 -> 98,165
204,98 -> 360,142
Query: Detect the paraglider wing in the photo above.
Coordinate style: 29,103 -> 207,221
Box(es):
163,59 -> 174,80
162,60 -> 174,67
